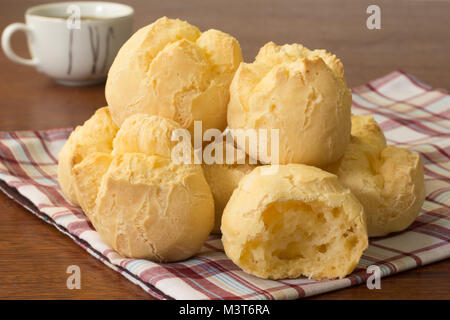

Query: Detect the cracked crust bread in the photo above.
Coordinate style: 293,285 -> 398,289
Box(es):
221,164 -> 368,280
60,112 -> 214,262
326,115 -> 426,237
227,42 -> 352,167
106,17 -> 242,134
57,107 -> 118,205
92,153 -> 213,261
201,137 -> 257,233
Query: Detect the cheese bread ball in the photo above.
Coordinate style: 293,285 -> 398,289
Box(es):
221,164 -> 368,280
94,153 -> 214,261
112,113 -> 193,161
72,113 -> 195,217
106,17 -> 242,134
57,107 -> 118,205
327,115 -> 425,237
202,138 -> 257,233
227,42 -> 351,167
72,152 -> 112,215
71,114 -> 214,262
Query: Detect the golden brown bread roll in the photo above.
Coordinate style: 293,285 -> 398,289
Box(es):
111,113 -> 190,159
327,115 -> 426,237
221,164 -> 368,280
57,107 -> 118,205
106,17 -> 242,134
227,42 -> 352,167
202,137 -> 257,233
60,112 -> 215,262
93,153 -> 214,261
72,152 -> 112,215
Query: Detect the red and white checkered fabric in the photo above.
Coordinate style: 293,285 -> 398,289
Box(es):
0,71 -> 449,299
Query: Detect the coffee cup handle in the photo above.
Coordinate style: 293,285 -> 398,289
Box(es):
1,23 -> 39,67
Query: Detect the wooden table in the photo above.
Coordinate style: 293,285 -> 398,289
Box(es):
0,0 -> 449,300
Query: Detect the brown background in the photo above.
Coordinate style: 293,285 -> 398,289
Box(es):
0,0 -> 449,299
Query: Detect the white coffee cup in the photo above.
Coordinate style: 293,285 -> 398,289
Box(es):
1,1 -> 133,86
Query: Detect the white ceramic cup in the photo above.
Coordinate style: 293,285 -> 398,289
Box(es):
1,1 -> 133,86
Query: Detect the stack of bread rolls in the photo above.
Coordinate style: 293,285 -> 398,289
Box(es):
58,17 -> 425,281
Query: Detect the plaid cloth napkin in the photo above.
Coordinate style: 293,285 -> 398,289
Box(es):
0,70 -> 449,300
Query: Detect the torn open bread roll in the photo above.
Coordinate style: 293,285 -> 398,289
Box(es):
221,164 -> 368,280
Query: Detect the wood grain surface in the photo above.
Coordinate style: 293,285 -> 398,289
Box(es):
0,0 -> 449,300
